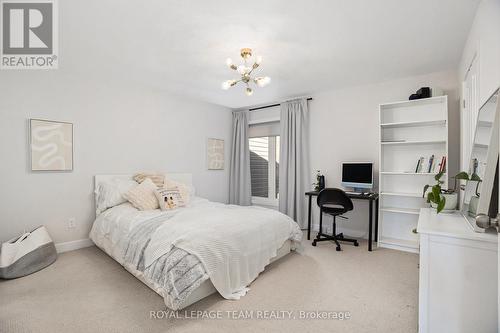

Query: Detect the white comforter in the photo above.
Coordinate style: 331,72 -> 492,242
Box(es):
144,200 -> 302,299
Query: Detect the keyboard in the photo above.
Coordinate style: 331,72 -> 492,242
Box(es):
346,191 -> 371,196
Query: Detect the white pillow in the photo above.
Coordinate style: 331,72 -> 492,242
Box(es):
123,178 -> 159,210
133,173 -> 164,188
155,187 -> 186,210
96,178 -> 138,215
164,179 -> 192,204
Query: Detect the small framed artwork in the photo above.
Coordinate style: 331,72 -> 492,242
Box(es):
207,138 -> 224,170
30,119 -> 73,171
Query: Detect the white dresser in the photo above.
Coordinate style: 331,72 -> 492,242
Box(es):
417,208 -> 498,333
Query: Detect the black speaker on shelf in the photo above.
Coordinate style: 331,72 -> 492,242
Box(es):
318,175 -> 325,191
409,87 -> 431,100
417,87 -> 431,98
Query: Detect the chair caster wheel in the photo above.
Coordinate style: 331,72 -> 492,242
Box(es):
354,241 -> 359,247
312,241 -> 317,247
336,246 -> 341,251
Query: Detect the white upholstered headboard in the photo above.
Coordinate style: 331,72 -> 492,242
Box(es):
94,173 -> 193,214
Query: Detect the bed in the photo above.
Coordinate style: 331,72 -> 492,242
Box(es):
89,174 -> 302,310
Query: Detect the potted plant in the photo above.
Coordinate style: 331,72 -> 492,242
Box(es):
466,173 -> 482,217
422,171 -> 480,213
312,170 -> 325,192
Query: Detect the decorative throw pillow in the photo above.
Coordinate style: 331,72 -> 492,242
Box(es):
96,178 -> 138,215
123,178 -> 159,210
155,187 -> 186,210
133,173 -> 165,188
164,179 -> 191,204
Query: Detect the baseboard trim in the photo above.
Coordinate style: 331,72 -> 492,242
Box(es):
55,238 -> 94,253
378,242 -> 419,254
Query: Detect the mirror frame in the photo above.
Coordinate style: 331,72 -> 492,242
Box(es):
461,88 -> 500,230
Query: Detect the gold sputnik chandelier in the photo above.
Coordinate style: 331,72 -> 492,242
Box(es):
221,48 -> 271,96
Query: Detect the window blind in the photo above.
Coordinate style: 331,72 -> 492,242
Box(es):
249,121 -> 280,138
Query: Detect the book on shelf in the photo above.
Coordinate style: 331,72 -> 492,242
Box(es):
413,155 -> 444,174
430,156 -> 438,173
415,157 -> 425,173
427,154 -> 434,173
438,156 -> 447,173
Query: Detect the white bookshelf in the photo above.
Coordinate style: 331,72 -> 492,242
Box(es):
380,171 -> 444,176
380,191 -> 423,197
380,207 -> 420,215
378,95 -> 449,253
380,140 -> 446,146
380,119 -> 447,128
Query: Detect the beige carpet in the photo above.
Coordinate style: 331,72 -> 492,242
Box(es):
0,236 -> 418,333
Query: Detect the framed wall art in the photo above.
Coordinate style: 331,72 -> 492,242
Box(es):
30,119 -> 73,171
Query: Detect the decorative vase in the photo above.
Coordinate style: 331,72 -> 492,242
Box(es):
430,193 -> 458,212
468,196 -> 479,217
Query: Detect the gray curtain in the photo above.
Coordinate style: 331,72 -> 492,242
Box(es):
229,110 -> 252,205
279,99 -> 310,227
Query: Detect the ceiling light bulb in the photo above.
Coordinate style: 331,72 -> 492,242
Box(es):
255,76 -> 271,87
222,49 -> 270,95
237,65 -> 248,75
221,80 -> 233,90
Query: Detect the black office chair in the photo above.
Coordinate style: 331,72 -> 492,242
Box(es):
312,188 -> 359,251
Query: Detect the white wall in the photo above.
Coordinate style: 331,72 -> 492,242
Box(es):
459,0 -> 500,172
308,70 -> 460,237
0,75 -> 231,245
459,0 -> 500,105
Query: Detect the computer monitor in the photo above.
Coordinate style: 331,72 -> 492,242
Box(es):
341,162 -> 373,190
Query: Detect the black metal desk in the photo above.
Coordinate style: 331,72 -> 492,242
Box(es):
305,191 -> 379,251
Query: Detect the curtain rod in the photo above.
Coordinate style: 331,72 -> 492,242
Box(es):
249,97 -> 313,111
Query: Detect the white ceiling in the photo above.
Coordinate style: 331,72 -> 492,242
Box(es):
63,0 -> 480,109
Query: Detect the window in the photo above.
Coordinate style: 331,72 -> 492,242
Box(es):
249,136 -> 279,206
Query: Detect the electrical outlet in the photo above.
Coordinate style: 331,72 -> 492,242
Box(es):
68,218 -> 76,229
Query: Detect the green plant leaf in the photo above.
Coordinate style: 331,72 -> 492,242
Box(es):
454,171 -> 469,180
470,173 -> 482,182
434,171 -> 445,181
423,184 -> 430,198
427,192 -> 434,203
436,196 -> 446,213
432,185 -> 441,200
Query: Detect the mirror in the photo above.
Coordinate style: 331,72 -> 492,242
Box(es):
461,88 -> 499,232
